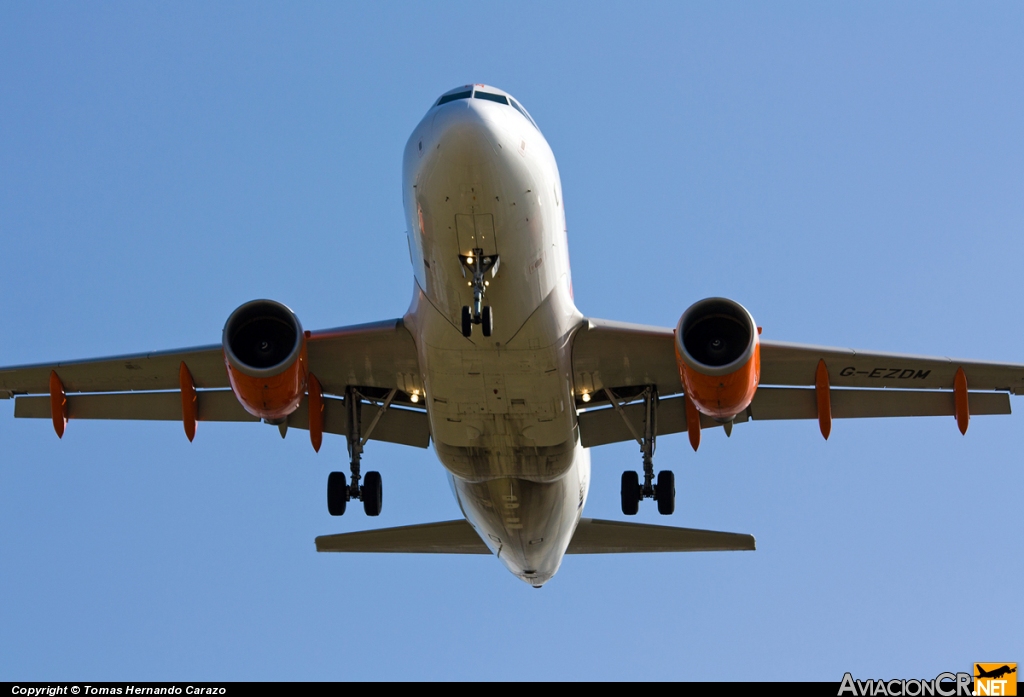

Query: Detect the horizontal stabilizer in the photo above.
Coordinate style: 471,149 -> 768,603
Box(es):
315,518 -> 754,555
316,520 -> 490,554
566,518 -> 754,553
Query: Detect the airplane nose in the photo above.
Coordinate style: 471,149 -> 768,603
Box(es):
431,99 -> 510,161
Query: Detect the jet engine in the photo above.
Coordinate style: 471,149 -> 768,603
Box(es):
674,297 -> 760,420
223,299 -> 308,420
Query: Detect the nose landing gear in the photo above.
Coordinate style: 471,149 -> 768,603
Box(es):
605,386 -> 676,516
459,248 -> 498,338
327,386 -> 395,517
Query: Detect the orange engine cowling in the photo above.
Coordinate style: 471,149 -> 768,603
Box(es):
223,299 -> 308,421
674,297 -> 760,420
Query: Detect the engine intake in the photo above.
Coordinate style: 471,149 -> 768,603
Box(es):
675,297 -> 760,420
223,299 -> 308,420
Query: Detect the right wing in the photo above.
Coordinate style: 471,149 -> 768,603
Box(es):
1,319 -> 430,447
0,344 -> 228,396
0,319 -> 421,397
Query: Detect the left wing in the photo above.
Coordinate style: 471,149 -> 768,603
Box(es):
759,340 -> 1024,394
0,319 -> 430,447
572,317 -> 1024,446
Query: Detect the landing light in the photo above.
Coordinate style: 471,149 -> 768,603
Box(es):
581,393 -> 591,403
410,393 -> 420,404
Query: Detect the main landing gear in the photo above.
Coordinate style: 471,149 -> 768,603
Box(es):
459,247 -> 498,338
327,386 -> 396,517
604,386 -> 676,516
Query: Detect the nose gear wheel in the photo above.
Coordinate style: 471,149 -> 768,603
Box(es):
459,248 -> 498,338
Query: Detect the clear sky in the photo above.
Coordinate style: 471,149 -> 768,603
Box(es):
1,2 -> 1022,681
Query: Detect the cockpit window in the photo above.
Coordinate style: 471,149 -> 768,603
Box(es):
436,90 -> 473,106
510,98 -> 539,129
474,91 -> 509,105
434,88 -> 540,130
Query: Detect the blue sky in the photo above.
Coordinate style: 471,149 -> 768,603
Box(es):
1,2 -> 1022,681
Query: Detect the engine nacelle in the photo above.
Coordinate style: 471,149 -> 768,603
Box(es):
222,299 -> 308,420
674,297 -> 760,420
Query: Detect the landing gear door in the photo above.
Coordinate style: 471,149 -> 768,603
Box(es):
456,214 -> 498,257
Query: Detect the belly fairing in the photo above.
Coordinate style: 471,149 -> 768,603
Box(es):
407,282 -> 582,483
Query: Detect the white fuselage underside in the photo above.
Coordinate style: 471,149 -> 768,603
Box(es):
401,91 -> 590,585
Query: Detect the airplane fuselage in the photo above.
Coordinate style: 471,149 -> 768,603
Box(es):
401,86 -> 589,585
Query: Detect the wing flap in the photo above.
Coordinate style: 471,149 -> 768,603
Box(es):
286,397 -> 430,448
577,388 -> 1010,447
578,396 -> 744,448
749,387 -> 1011,420
15,390 -> 256,422
14,390 -> 430,448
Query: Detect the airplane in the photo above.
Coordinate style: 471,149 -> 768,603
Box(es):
976,666 -> 1017,680
3,83 -> 1024,587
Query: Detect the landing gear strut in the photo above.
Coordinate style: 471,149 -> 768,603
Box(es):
459,248 -> 498,338
606,386 -> 675,516
327,386 -> 395,517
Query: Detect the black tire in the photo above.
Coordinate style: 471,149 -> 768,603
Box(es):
656,470 -> 675,515
327,471 -> 348,516
362,471 -> 382,517
481,306 -> 493,337
620,471 -> 641,516
461,306 -> 472,337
